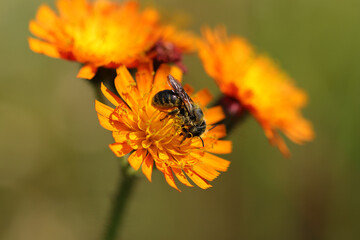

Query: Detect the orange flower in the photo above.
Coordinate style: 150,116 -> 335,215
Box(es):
28,0 -> 197,79
95,63 -> 231,191
198,27 -> 314,157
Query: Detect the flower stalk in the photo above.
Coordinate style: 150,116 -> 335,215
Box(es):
87,69 -> 137,240
86,67 -> 117,102
104,156 -> 137,240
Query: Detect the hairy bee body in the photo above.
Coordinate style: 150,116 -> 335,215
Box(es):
152,75 -> 207,145
152,90 -> 182,109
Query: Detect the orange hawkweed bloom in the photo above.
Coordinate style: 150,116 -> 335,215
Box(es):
95,63 -> 231,191
28,0 -> 197,79
198,27 -> 314,157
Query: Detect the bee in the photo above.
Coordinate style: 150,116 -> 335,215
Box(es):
152,74 -> 206,146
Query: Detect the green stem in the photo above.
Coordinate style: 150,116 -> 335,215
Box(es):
104,159 -> 137,240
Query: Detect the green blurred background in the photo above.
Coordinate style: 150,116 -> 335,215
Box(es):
1,0 -> 359,239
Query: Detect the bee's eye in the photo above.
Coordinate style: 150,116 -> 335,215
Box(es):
194,108 -> 203,120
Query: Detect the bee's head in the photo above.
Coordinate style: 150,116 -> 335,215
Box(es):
187,120 -> 206,138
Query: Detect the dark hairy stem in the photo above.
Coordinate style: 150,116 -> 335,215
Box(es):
104,164 -> 137,240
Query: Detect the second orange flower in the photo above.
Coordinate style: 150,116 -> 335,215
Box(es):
28,0 -> 197,79
198,27 -> 314,157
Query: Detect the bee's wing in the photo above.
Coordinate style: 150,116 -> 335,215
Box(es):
167,74 -> 194,114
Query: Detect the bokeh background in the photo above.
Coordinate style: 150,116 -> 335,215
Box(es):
1,0 -> 359,239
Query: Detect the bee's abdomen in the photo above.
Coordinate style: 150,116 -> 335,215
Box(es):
152,90 -> 182,109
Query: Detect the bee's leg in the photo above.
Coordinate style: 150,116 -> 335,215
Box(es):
180,130 -> 192,145
180,134 -> 187,144
160,108 -> 180,121
199,137 -> 205,147
207,123 -> 220,131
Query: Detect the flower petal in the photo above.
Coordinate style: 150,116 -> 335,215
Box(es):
205,106 -> 225,124
95,100 -> 114,118
77,64 -> 97,79
97,114 -> 118,131
115,66 -> 139,109
128,149 -> 146,171
35,5 -> 58,27
169,66 -> 183,82
115,66 -> 137,94
100,82 -> 124,107
109,143 -> 133,157
265,128 -> 290,158
206,140 -> 232,154
153,64 -> 183,91
163,167 -> 180,192
283,119 -> 314,144
112,131 -> 130,142
193,88 -> 213,107
29,21 -> 53,42
28,38 -> 60,58
142,153 -> 154,182
183,84 -> 194,95
192,162 -> 220,181
57,0 -> 88,19
172,167 -> 193,187
153,64 -> 173,90
206,124 -> 226,139
191,152 -> 230,172
184,169 -> 212,189
136,62 -> 154,97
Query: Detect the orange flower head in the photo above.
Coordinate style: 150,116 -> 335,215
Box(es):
95,63 -> 231,191
28,0 -> 198,79
198,27 -> 314,157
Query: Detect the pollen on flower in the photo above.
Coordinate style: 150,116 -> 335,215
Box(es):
95,63 -> 231,191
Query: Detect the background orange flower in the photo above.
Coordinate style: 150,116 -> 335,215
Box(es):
198,27 -> 314,157
28,0 -> 198,79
